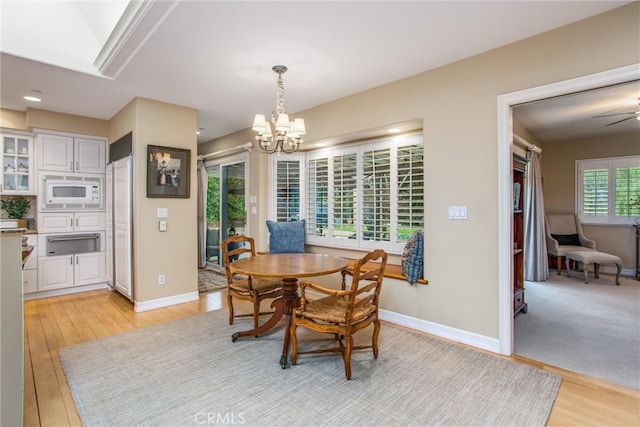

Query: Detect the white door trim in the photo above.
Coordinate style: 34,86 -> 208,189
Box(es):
497,63 -> 640,355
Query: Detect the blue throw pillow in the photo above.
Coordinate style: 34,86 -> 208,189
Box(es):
266,220 -> 306,253
401,230 -> 424,285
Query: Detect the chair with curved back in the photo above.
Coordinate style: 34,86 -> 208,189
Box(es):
545,214 -> 597,274
220,234 -> 283,328
290,248 -> 388,379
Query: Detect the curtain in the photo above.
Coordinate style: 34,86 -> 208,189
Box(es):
524,151 -> 548,281
197,158 -> 208,268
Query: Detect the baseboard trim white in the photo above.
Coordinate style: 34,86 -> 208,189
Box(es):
379,309 -> 500,353
23,282 -> 108,301
134,291 -> 199,312
304,288 -> 499,353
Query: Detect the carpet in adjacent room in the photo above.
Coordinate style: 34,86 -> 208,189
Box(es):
515,274 -> 639,391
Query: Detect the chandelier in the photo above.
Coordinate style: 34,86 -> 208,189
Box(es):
252,65 -> 306,154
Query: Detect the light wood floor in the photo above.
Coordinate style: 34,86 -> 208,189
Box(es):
24,289 -> 639,426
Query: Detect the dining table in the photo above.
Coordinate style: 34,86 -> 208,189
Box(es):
229,252 -> 348,368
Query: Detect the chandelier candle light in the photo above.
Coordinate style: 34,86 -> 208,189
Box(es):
252,65 -> 306,154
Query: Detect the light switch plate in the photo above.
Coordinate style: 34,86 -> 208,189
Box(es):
448,206 -> 468,220
157,208 -> 168,218
159,220 -> 167,231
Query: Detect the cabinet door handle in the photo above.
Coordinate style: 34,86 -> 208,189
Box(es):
70,161 -> 73,170
76,255 -> 79,264
70,256 -> 73,265
70,218 -> 73,228
76,218 -> 79,227
76,161 -> 79,170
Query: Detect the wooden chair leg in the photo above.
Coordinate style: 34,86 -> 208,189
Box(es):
227,294 -> 234,325
557,256 -> 562,275
252,298 -> 260,329
372,319 -> 380,358
290,324 -> 299,365
344,335 -> 353,380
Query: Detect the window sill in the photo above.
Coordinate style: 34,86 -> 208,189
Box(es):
344,258 -> 428,285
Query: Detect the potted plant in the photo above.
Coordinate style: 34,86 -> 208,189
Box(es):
0,196 -> 31,227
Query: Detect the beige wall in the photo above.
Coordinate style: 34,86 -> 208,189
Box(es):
200,3 -> 640,338
0,108 -> 109,137
1,3 -> 637,338
110,98 -> 198,304
542,130 -> 639,268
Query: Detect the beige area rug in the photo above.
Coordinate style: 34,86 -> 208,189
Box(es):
59,309 -> 561,426
198,268 -> 227,293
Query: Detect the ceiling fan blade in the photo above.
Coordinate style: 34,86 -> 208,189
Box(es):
593,112 -> 635,118
606,116 -> 637,126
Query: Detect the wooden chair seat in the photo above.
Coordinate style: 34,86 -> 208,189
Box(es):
298,295 -> 376,323
221,234 -> 283,329
228,278 -> 283,294
290,248 -> 388,379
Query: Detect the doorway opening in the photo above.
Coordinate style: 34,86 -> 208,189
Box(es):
497,64 -> 639,355
204,154 -> 248,268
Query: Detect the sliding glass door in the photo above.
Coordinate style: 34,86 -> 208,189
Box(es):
204,155 -> 248,267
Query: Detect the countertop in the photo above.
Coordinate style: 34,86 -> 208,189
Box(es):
0,228 -> 37,234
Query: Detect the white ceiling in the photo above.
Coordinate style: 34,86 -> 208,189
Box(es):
0,0 -> 638,144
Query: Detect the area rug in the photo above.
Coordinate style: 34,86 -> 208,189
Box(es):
59,309 -> 561,427
198,268 -> 227,293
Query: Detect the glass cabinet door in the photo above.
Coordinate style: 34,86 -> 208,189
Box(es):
2,133 -> 34,195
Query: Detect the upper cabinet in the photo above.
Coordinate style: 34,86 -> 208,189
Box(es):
1,132 -> 35,195
37,133 -> 106,174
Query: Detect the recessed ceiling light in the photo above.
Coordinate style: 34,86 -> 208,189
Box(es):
387,128 -> 401,133
24,90 -> 42,102
315,142 -> 327,147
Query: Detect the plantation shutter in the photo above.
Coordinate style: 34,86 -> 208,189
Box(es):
275,159 -> 301,222
582,167 -> 608,216
307,157 -> 329,237
396,143 -> 424,243
333,153 -> 358,239
362,147 -> 391,242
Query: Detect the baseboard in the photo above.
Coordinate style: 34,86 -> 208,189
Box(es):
379,309 -> 500,353
23,282 -> 108,301
134,291 -> 199,312
303,288 -> 499,354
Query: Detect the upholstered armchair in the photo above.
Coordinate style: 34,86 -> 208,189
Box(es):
545,214 -> 597,274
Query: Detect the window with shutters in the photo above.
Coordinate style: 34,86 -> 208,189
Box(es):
270,132 -> 423,253
577,155 -> 640,225
274,159 -> 300,222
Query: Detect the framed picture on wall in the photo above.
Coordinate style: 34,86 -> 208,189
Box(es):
147,145 -> 191,198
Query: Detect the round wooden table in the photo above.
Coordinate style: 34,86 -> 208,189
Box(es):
229,253 -> 348,368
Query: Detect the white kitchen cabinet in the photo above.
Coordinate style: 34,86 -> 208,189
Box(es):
38,212 -> 105,234
37,133 -> 106,174
38,255 -> 74,291
23,234 -> 38,294
38,252 -> 105,291
75,252 -> 106,286
1,132 -> 35,194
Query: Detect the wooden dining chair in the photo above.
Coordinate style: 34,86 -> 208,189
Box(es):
290,248 -> 388,379
220,235 -> 283,328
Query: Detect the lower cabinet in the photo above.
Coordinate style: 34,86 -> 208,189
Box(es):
23,234 -> 38,294
38,252 -> 105,291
